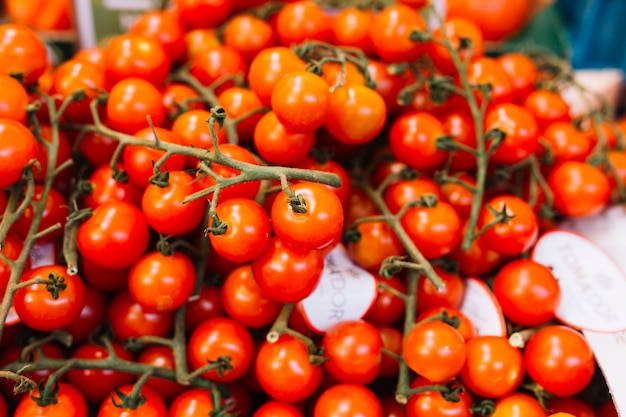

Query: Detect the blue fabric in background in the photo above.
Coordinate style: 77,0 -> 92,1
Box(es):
555,0 -> 626,70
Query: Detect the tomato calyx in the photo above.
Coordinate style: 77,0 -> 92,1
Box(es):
469,399 -> 497,416
405,380 -> 465,402
32,272 -> 67,300
417,308 -> 462,330
30,379 -> 60,407
205,213 -> 228,236
110,383 -> 147,410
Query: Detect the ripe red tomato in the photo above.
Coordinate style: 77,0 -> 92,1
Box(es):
478,195 -> 538,256
253,111 -> 315,165
485,103 -> 539,165
497,53 -> 538,102
493,259 -> 560,327
0,118 -> 38,188
330,8 -> 374,56
524,89 -> 571,131
347,221 -> 405,274
275,1 -> 331,46
77,201 -> 150,269
210,198 -> 271,263
65,286 -> 108,344
162,83 -> 203,121
293,157 -> 351,206
417,307 -> 477,342
221,265 -> 282,328
129,10 -> 186,64
378,326 -> 403,377
123,126 -> 188,188
404,320 -> 467,383
248,47 -> 306,106
52,60 -> 105,123
447,0 -> 532,41
401,200 -> 462,260
365,275 -> 406,326
452,220 -> 504,276
542,122 -> 593,165
383,176 -> 442,214
0,74 -> 28,123
548,161 -> 610,217
443,111 -> 478,172
138,345 -> 185,402
440,174 -> 475,218
271,71 -> 331,133
189,45 -> 247,93
416,267 -> 465,313
176,0 -> 233,30
105,78 -> 166,134
74,47 -> 107,71
185,285 -> 224,331
429,18 -> 484,75
271,182 -> 344,251
15,382 -> 88,417
0,23 -> 48,85
80,259 -> 129,293
13,265 -> 86,332
254,401 -> 305,417
366,60 -> 410,113
325,85 -> 387,145
322,320 -> 383,384
389,112 -> 448,172
169,388 -> 218,416
460,336 -> 524,398
187,317 -> 254,382
13,185 -> 68,243
141,171 -> 206,235
77,132 -> 118,168
251,238 -> 324,303
314,384 -> 382,417
491,392 -> 548,417
217,87 -> 265,143
5,0 -> 72,31
82,164 -> 143,209
108,290 -> 174,340
524,326 -> 595,397
406,377 -> 472,417
256,335 -> 323,403
104,33 -> 170,87
97,385 -> 167,417
466,57 -> 515,105
67,342 -> 135,403
546,397 -> 596,417
128,250 -> 196,313
223,14 -> 275,62
369,5 -> 426,63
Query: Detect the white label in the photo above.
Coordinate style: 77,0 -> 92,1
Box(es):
531,230 -> 626,333
29,241 -> 57,269
5,306 -> 19,326
458,277 -> 506,337
299,244 -> 377,333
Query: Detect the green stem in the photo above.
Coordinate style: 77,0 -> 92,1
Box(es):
395,269 -> 419,404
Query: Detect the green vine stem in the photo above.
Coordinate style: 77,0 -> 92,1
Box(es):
395,269 -> 419,404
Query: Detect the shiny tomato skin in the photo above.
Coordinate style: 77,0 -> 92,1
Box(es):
459,336 -> 524,398
0,23 -> 48,85
187,317 -> 255,382
369,4 -> 427,63
547,161 -> 610,218
128,251 -> 196,313
129,10 -> 187,64
52,59 -> 105,123
0,118 -> 38,188
275,1 -> 331,46
255,335 -> 323,403
347,220 -> 405,274
210,198 -> 271,263
185,285 -> 224,331
314,384 -> 382,417
105,78 -> 166,134
97,385 -> 167,417
248,47 -> 306,106
486,103 -> 539,165
389,112 -> 448,173
0,74 -> 29,123
15,382 -> 88,417
401,201 -> 462,260
417,307 -> 477,342
13,265 -> 86,332
77,201 -> 150,270
138,345 -> 185,402
176,0 -> 234,30
82,164 -> 143,209
253,401 -> 305,417
251,238 -> 324,303
65,286 -> 108,344
271,182 -> 344,251
253,111 -> 315,165
108,290 -> 174,341
491,392 -> 548,417
406,376 -> 472,417
524,326 -> 595,397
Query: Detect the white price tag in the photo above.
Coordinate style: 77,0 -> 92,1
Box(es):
299,244 -> 377,333
532,206 -> 626,416
458,277 -> 506,337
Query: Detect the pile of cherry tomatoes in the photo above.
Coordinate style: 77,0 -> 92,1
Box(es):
0,0 -> 624,416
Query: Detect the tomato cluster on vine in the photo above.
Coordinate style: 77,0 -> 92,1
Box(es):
0,1 -> 623,417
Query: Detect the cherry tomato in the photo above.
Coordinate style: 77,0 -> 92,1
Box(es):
365,275 -> 406,326
524,326 -> 595,397
162,83 -> 203,122
189,45 -> 246,93
524,90 -> 571,131
251,238 -> 324,303
440,174 -> 475,218
67,342 -> 135,404
0,118 -> 38,188
497,53 -> 538,102
217,87 -> 265,143
5,0 -> 72,31
326,85 -> 387,145
108,290 -> 174,341
459,335 -> 524,398
223,14 -> 275,62
77,201 -> 150,269
129,10 -> 186,64
187,317 -> 254,382
74,47 -> 107,72
141,171 -> 206,235
176,0 -> 233,30
128,250 -> 196,313
172,109 -> 226,158
275,1 -> 331,46
401,200 -> 462,260
404,320 -> 467,383
221,265 -> 281,328
105,78 -> 166,134
97,385 -> 167,417
389,112 -> 448,172
322,320 -> 383,384
447,0 -> 532,41
77,132 -> 118,168
493,259 -> 560,327
248,47 -> 306,106
293,157 -> 351,207
378,326 -> 403,378
185,285 -> 224,331
0,234 -> 24,296
254,401 -> 305,417
466,57 -> 514,105
253,111 -> 315,165
271,71 -> 331,133
416,267 -> 465,313
383,176 -> 442,214
314,384 -> 382,417
52,59 -> 106,123
0,74 -> 28,123
443,111 -> 478,172
13,185 -> 68,243
347,221 -> 405,274
369,5 -> 426,63
81,260 -> 129,293
15,382 -> 88,417
14,265 -> 86,332
406,377 -> 472,417
478,195 -> 538,256
485,103 -> 539,165
138,346 -> 185,402
0,23 -> 48,85
546,397 -> 596,417
366,60 -> 410,113
210,198 -> 271,263
452,220 -> 504,276
542,122 -> 593,165
548,161 -> 610,217
82,164 -> 142,209
330,8 -> 374,56
492,392 -> 548,417
65,286 -> 108,344
417,307 -> 477,342
429,18 -> 484,75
